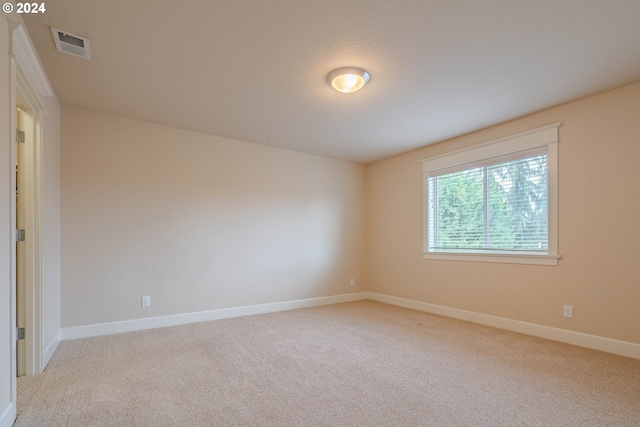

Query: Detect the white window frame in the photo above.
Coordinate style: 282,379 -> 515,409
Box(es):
422,123 -> 560,266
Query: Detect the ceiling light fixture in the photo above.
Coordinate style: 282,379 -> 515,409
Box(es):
328,67 -> 370,93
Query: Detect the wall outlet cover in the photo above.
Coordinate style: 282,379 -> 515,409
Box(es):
563,305 -> 573,318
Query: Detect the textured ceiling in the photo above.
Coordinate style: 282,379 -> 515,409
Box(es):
24,0 -> 640,163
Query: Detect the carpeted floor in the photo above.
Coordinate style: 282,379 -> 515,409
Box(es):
15,300 -> 640,426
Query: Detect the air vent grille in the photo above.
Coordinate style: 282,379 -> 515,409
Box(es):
51,27 -> 91,60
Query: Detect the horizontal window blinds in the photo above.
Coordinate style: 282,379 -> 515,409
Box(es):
428,152 -> 548,253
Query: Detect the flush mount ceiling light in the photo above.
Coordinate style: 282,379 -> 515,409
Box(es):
328,67 -> 370,93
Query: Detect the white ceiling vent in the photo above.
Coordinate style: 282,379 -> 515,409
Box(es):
51,27 -> 91,60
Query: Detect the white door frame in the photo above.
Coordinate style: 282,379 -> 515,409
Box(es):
15,67 -> 44,376
6,21 -> 53,423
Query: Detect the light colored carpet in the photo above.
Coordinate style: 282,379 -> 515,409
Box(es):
16,300 -> 640,426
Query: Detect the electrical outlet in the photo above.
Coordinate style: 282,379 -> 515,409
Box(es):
563,305 -> 573,318
141,296 -> 151,308
350,278 -> 355,287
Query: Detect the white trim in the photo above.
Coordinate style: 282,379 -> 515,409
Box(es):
421,123 -> 560,172
366,292 -> 640,360
43,330 -> 61,368
422,124 -> 560,265
422,252 -> 560,266
52,291 -> 640,360
16,66 -> 45,112
11,21 -> 53,377
8,55 -> 17,427
0,403 -> 16,427
547,140 -> 559,255
11,25 -> 53,97
62,293 -> 368,340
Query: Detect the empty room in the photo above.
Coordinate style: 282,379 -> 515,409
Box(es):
1,1 -> 640,426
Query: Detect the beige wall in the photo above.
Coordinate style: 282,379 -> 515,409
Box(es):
60,108 -> 366,327
41,94 -> 61,356
366,82 -> 640,344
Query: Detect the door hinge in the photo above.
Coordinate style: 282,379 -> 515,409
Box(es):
16,229 -> 25,242
16,327 -> 25,341
16,129 -> 25,143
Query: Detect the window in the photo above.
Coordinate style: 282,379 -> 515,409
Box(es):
422,124 -> 560,265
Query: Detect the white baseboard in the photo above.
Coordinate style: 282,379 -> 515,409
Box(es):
366,292 -> 640,360
43,330 -> 61,368
59,291 -> 640,359
61,292 -> 368,340
0,402 -> 15,427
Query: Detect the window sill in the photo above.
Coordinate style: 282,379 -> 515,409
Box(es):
421,252 -> 560,266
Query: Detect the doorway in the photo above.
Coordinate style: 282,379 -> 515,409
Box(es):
13,64 -> 45,378
4,21 -> 54,426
